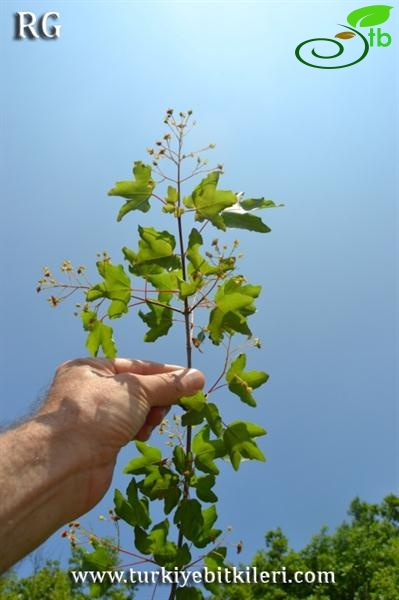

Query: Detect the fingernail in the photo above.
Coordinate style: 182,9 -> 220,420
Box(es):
184,369 -> 205,390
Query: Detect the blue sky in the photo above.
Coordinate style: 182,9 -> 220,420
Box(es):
0,0 -> 397,592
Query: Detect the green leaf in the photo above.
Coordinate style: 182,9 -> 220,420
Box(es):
347,5 -> 393,27
172,445 -> 186,474
125,263 -> 177,342
108,161 -> 155,221
140,465 -> 179,501
79,544 -> 117,596
186,228 -> 219,276
204,403 -> 223,437
223,421 -> 266,471
114,480 -> 150,528
136,465 -> 180,514
138,301 -> 173,342
81,545 -> 115,571
174,499 -> 204,542
86,261 -> 131,319
123,226 -> 180,276
222,211 -> 271,233
176,588 -> 203,600
134,520 -> 177,565
173,543 -> 192,569
186,228 -> 206,271
150,271 -> 179,294
123,441 -> 162,474
240,198 -> 282,211
192,426 -> 226,475
164,486 -> 181,515
180,228 -> 235,300
126,479 -> 151,527
194,505 -> 222,548
245,422 -> 268,437
180,391 -> 207,411
81,311 -> 116,358
208,278 -> 261,344
177,278 -> 201,300
186,172 -> 236,230
204,546 -> 227,571
194,475 -> 218,503
163,186 -> 178,214
226,353 -> 269,407
182,407 -> 206,427
173,501 -> 221,549
134,526 -> 152,554
221,196 -> 283,231
114,488 -> 134,524
203,546 -> 227,592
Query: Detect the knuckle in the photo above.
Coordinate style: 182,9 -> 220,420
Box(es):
55,358 -> 83,374
55,360 -> 73,375
171,372 -> 185,394
55,357 -> 97,377
119,371 -> 141,389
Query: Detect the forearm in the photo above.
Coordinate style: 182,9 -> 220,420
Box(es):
0,415 -> 87,573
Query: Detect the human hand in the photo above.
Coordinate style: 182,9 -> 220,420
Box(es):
0,358 -> 204,572
39,357 -> 204,514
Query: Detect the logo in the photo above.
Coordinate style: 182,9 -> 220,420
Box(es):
15,11 -> 61,39
295,5 -> 393,69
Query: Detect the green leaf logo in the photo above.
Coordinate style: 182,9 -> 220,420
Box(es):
347,5 -> 393,28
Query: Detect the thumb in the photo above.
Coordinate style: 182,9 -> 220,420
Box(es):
139,368 -> 205,407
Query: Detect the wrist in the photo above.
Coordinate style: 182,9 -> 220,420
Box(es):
15,414 -> 112,524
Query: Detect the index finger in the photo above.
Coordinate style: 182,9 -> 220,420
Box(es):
110,358 -> 187,376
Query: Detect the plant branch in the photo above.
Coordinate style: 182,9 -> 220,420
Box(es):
168,119 -> 193,600
151,192 -> 167,205
208,383 -> 228,394
198,220 -> 210,235
130,295 -> 185,315
207,335 -> 232,395
188,277 -> 219,314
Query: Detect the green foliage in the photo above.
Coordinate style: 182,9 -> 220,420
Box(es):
214,495 -> 399,600
208,279 -> 261,344
222,211 -> 271,233
221,196 -> 282,232
135,520 -> 178,566
176,588 -> 203,599
38,110 -> 281,599
180,390 -> 207,411
138,299 -> 174,342
240,198 -> 281,211
226,353 -> 268,407
223,421 -> 266,471
0,562 -> 75,600
108,161 -> 155,221
0,545 -> 136,600
192,426 -> 226,475
184,171 -> 236,230
193,474 -> 218,503
123,441 -> 162,474
114,479 -> 150,528
86,261 -> 131,319
81,311 -> 116,358
123,227 -> 180,275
